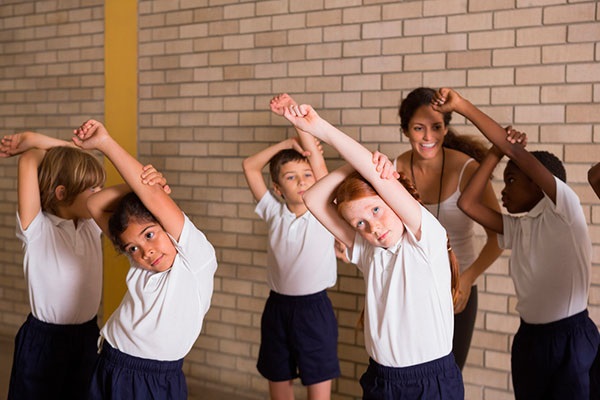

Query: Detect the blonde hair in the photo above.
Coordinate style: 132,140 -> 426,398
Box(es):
38,146 -> 106,215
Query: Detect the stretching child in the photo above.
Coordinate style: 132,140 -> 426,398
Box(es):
242,93 -> 340,399
283,104 -> 464,399
0,131 -> 105,400
72,119 -> 218,400
435,87 -> 600,399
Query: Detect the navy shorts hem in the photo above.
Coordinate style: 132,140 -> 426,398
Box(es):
257,290 -> 340,386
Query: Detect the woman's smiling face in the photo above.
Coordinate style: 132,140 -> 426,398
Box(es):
404,105 -> 448,160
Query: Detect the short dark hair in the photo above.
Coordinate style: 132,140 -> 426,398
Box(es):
268,148 -> 307,184
108,192 -> 157,251
507,150 -> 566,182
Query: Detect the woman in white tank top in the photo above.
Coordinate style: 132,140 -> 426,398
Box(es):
394,87 -> 503,370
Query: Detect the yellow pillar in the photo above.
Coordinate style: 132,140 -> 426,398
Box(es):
103,0 -> 137,318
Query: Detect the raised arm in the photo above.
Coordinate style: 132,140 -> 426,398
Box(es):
16,149 -> 45,229
88,165 -> 171,236
270,93 -> 328,180
0,131 -> 75,157
454,161 -> 503,313
73,119 -> 184,240
589,162 -> 600,200
458,146 -> 504,235
434,88 -> 557,203
284,105 -> 422,237
303,163 -> 357,249
242,137 -> 308,202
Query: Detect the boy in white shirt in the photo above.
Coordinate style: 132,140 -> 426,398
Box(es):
242,94 -> 340,400
444,87 -> 600,399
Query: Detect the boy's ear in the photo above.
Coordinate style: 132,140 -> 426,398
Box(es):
54,185 -> 66,201
272,182 -> 284,199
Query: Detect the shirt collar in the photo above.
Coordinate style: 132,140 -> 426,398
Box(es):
525,196 -> 547,218
45,212 -> 71,227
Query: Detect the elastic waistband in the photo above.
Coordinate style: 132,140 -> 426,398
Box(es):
520,309 -> 590,333
368,353 -> 457,381
26,313 -> 98,333
269,289 -> 327,303
100,340 -> 183,373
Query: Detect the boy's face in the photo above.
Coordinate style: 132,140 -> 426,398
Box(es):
273,160 -> 315,206
119,219 -> 177,272
501,163 -> 544,213
340,195 -> 404,249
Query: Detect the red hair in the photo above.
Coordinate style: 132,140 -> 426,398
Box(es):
336,171 -> 460,326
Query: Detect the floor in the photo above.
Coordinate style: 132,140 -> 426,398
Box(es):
0,335 -> 254,400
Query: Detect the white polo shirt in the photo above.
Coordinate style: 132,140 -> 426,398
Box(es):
351,206 -> 454,367
256,191 -> 337,296
16,210 -> 103,324
499,177 -> 591,324
101,213 -> 217,361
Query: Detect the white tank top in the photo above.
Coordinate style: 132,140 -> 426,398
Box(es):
396,157 -> 478,273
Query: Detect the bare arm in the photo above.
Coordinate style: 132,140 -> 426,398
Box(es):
589,162 -> 600,200
87,183 -> 130,236
74,119 -> 184,240
303,163 -> 357,249
270,93 -> 328,180
435,88 -> 557,203
16,149 -> 45,229
458,146 -> 504,235
284,105 -> 423,237
242,137 -> 308,202
454,163 -> 503,313
0,131 -> 75,157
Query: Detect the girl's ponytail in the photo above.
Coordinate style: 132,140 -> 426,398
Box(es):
447,241 -> 460,307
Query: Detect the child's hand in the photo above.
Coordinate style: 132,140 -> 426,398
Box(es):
314,136 -> 324,155
372,151 -> 400,180
504,125 -> 527,147
0,132 -> 28,157
287,136 -> 311,157
334,239 -> 351,264
141,164 -> 171,194
270,93 -> 297,116
453,277 -> 472,313
72,119 -> 110,150
431,88 -> 464,114
283,104 -> 323,135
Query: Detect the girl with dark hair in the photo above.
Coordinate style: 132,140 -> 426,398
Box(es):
73,119 -> 218,400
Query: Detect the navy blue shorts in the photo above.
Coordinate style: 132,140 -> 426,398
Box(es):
360,353 -> 464,400
88,340 -> 187,400
511,309 -> 600,400
257,290 -> 340,386
8,313 -> 99,400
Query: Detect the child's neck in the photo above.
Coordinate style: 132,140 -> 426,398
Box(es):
286,202 -> 308,218
55,208 -> 80,228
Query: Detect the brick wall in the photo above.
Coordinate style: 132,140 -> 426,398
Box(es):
1,1 -> 600,399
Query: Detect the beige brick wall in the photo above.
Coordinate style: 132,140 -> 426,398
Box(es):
1,1 -> 599,399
